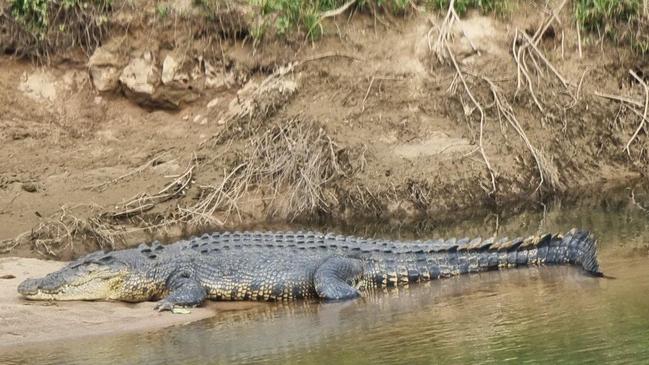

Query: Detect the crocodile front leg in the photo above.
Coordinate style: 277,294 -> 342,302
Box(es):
155,274 -> 206,311
314,256 -> 364,301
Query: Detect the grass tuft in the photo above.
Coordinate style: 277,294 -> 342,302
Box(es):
429,0 -> 515,17
575,0 -> 648,55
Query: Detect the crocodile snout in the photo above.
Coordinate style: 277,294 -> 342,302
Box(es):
17,278 -> 41,296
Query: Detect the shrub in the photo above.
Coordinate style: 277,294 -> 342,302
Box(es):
10,0 -> 112,38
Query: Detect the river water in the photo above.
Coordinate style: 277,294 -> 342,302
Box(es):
1,192 -> 649,364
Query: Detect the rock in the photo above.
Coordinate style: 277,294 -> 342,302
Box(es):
88,42 -> 126,92
119,50 -> 202,109
119,51 -> 197,109
161,54 -> 179,85
119,52 -> 159,96
21,182 -> 38,193
207,97 -> 219,108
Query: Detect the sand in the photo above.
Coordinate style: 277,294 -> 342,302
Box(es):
0,257 -> 223,348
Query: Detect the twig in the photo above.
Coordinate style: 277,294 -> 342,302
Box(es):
575,68 -> 592,101
297,52 -> 363,66
593,91 -> 644,107
361,76 -> 376,112
624,70 -> 649,154
631,186 -> 649,213
631,189 -> 649,213
577,20 -> 583,59
83,152 -> 170,191
110,157 -> 196,218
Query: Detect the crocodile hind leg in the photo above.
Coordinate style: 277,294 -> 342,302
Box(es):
314,257 -> 364,301
155,275 -> 206,311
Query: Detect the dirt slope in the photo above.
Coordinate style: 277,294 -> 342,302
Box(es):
1,5 -> 647,259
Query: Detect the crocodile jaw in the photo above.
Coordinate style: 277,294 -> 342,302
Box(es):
18,274 -> 126,301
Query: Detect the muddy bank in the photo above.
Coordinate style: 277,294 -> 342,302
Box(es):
0,257 -> 269,348
1,2 -> 649,259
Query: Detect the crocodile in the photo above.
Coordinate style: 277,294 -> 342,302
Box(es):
17,229 -> 601,310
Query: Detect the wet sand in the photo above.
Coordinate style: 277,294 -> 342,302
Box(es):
0,257 -> 259,348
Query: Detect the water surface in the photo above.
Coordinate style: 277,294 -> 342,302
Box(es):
1,193 -> 648,365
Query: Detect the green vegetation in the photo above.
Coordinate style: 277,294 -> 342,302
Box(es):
429,0 -> 515,17
251,0 -> 344,39
156,3 -> 170,18
249,0 -> 413,40
576,0 -> 648,55
575,0 -> 640,31
4,0 -> 647,56
10,0 -> 112,39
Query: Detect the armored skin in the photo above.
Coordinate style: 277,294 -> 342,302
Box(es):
17,229 -> 601,310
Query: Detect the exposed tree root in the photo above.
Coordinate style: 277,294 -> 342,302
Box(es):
445,44 -> 497,195
429,0 -> 496,194
624,71 -> 649,155
482,77 -> 561,191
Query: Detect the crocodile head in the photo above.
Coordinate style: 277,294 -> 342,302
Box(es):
18,250 -> 159,302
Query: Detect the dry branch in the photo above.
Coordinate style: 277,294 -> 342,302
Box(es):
297,52 -> 363,65
1,205 -> 124,257
210,64 -> 298,145
187,118 -> 361,225
594,92 -> 644,107
109,157 -> 196,219
83,152 -> 171,191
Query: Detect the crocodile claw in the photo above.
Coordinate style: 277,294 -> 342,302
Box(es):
154,300 -> 175,312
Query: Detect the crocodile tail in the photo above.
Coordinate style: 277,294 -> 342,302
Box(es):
563,229 -> 601,276
525,228 -> 600,275
480,228 -> 601,275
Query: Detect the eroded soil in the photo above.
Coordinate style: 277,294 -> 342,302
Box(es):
1,6 -> 648,261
